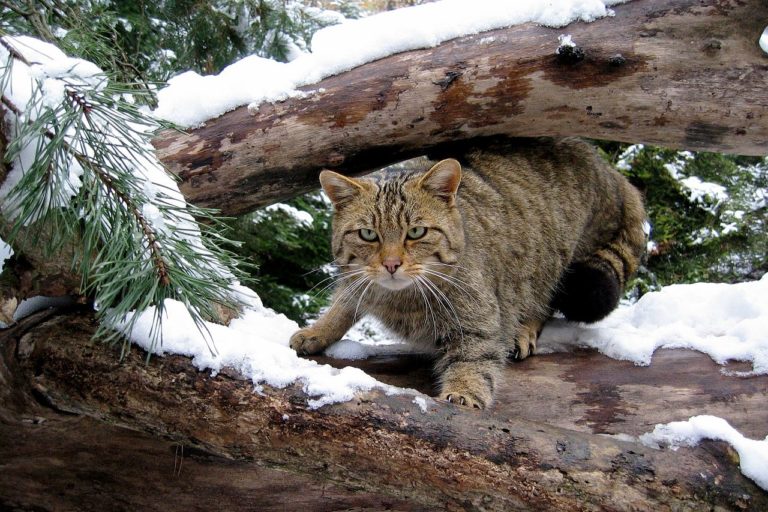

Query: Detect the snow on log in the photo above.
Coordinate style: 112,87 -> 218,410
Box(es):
1,310 -> 766,510
153,0 -> 768,215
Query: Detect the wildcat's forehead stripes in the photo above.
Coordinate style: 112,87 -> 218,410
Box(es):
295,140 -> 646,410
367,173 -> 418,233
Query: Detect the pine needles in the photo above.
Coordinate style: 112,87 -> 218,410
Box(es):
1,36 -> 249,355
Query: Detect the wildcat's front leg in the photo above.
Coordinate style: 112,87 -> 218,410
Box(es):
434,332 -> 506,409
290,299 -> 356,355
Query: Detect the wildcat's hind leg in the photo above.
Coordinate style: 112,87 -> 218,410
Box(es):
511,316 -> 546,360
553,178 -> 646,323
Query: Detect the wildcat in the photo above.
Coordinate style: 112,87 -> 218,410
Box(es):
290,138 -> 646,409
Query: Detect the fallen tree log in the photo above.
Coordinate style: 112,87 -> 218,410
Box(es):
153,0 -> 768,215
3,2 -> 768,509
1,310 -> 765,510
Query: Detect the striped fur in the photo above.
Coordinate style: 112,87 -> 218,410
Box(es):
290,138 -> 646,408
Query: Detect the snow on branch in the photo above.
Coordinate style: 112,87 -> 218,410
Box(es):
0,35 -> 249,351
153,0 -> 628,127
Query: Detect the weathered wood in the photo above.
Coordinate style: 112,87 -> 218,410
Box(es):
315,349 -> 768,439
0,416 -> 432,512
153,0 -> 768,215
1,311 -> 765,511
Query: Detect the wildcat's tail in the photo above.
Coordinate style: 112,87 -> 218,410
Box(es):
552,179 -> 647,323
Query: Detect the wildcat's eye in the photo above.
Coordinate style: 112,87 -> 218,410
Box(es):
359,228 -> 378,242
406,226 -> 427,240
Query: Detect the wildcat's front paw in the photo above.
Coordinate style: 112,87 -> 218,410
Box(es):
439,377 -> 492,410
441,390 -> 484,409
289,328 -> 332,355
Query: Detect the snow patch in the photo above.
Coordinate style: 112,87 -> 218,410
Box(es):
0,238 -> 13,273
413,396 -> 429,413
616,144 -> 644,171
12,296 -> 76,321
556,34 -> 576,51
680,176 -> 729,209
154,0 -> 629,127
537,274 -> 768,375
262,203 -> 314,227
640,415 -> 768,491
120,293 -> 406,409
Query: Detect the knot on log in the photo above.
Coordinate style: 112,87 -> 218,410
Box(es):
433,71 -> 463,91
556,45 -> 586,65
608,54 -> 626,67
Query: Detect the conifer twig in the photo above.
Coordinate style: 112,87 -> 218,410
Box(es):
1,37 -> 250,352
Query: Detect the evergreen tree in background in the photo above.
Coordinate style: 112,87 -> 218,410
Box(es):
2,0 -> 765,328
1,0 -> 353,81
600,142 -> 767,293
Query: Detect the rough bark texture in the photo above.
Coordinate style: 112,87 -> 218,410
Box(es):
153,0 -> 768,215
3,1 -> 768,509
1,310 -> 765,511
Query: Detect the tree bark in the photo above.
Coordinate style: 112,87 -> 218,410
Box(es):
153,0 -> 768,216
3,2 -> 768,509
1,310 -> 766,510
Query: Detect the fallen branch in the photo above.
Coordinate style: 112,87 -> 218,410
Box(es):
153,0 -> 768,215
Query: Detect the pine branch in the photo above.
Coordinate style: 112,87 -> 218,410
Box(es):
0,36 -> 31,65
72,141 -> 171,288
0,36 -> 251,352
0,1 -> 30,18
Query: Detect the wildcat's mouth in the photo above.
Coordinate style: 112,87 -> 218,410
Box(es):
375,273 -> 414,291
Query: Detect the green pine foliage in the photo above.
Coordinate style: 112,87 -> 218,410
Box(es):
0,37 -> 251,352
228,193 -> 334,325
604,143 -> 768,289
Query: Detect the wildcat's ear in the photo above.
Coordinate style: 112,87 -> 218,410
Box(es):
319,170 -> 364,208
419,159 -> 462,205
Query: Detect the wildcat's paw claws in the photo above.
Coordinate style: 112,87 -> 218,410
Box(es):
289,329 -> 329,355
442,392 -> 483,409
512,323 -> 539,360
512,341 -> 535,360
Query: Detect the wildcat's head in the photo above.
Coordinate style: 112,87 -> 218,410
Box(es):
320,159 -> 466,291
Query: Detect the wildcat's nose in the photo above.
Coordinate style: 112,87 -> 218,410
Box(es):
382,257 -> 401,274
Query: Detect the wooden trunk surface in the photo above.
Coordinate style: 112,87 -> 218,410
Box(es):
313,349 -> 768,440
153,0 -> 768,215
1,311 -> 766,511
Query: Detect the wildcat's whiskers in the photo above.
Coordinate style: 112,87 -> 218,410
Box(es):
419,265 -> 482,298
308,267 -> 365,295
415,274 -> 464,343
412,276 -> 439,342
290,138 -> 646,408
